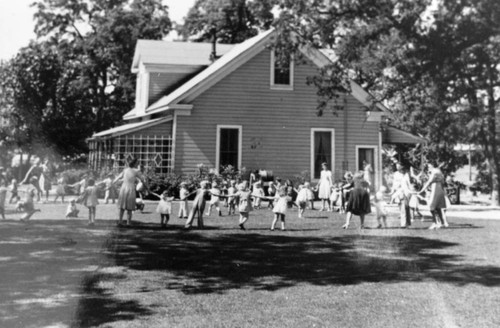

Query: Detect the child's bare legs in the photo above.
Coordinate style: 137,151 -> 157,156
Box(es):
178,201 -> 187,218
359,214 -> 365,229
160,214 -> 169,227
239,212 -> 249,230
429,209 -> 443,229
298,207 -> 304,218
270,213 -> 279,230
280,214 -> 286,230
88,206 -> 96,225
441,209 -> 449,227
377,215 -> 387,228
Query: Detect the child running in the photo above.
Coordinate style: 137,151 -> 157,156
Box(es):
19,177 -> 41,221
296,184 -> 308,218
373,186 -> 388,228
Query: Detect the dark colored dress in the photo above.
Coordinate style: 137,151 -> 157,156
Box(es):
429,171 -> 447,210
345,180 -> 371,216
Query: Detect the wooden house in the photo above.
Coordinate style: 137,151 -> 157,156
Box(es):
88,29 -> 424,188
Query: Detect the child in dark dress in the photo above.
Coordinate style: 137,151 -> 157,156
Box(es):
342,171 -> 371,229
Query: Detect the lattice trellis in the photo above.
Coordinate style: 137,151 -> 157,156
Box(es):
88,134 -> 173,174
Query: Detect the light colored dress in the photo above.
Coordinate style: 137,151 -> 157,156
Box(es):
117,168 -> 141,211
237,190 -> 252,213
83,186 -> 99,207
429,170 -> 447,210
273,195 -> 289,214
209,188 -> 221,205
318,170 -> 333,199
156,197 -> 173,214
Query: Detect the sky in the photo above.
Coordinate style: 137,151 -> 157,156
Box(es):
0,0 -> 196,61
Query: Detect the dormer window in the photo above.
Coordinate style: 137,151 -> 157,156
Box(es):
270,50 -> 293,90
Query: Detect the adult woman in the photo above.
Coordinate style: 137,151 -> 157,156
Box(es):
114,158 -> 145,226
342,171 -> 371,229
316,162 -> 333,211
21,159 -> 51,202
419,162 -> 449,229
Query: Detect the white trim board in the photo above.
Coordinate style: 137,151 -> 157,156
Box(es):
310,128 -> 335,181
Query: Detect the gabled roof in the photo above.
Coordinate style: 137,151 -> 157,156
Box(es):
125,29 -> 390,120
382,125 -> 427,144
131,40 -> 235,72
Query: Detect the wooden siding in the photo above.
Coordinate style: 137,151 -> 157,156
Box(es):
175,49 -> 380,181
148,72 -> 193,106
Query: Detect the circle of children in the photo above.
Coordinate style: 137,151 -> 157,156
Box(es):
0,158 -> 452,231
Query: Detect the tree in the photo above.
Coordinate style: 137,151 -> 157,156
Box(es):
181,0 -> 277,43
274,0 -> 500,204
32,0 -> 172,133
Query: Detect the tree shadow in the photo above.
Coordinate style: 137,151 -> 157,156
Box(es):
96,229 -> 500,296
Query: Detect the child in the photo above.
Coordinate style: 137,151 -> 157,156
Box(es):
135,198 -> 145,212
268,186 -> 291,231
65,199 -> 79,218
340,172 -> 354,213
304,182 -> 315,210
342,172 -> 371,229
329,182 -> 341,212
267,181 -> 276,209
408,178 -> 424,222
286,185 -> 298,209
227,180 -> 237,215
19,177 -> 41,221
252,181 -> 265,209
9,179 -> 19,204
373,186 -> 388,228
184,181 -> 210,229
178,182 -> 189,219
79,178 -> 101,226
152,189 -> 174,228
103,173 -> 117,204
0,181 -> 8,220
296,184 -> 308,218
53,175 -> 67,203
219,181 -> 254,230
206,181 -> 222,216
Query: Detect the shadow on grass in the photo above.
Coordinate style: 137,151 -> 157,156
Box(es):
97,228 -> 500,295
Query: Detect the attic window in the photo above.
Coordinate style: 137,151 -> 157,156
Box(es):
270,50 -> 293,90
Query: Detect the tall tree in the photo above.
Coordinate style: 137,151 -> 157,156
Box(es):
32,0 -> 172,132
275,0 -> 500,203
181,0 -> 277,43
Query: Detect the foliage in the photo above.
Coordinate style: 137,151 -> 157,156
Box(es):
275,0 -> 500,203
181,0 -> 276,43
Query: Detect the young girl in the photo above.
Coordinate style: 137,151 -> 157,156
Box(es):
65,199 -> 79,218
9,178 -> 19,204
268,186 -> 291,231
227,180 -> 237,215
340,172 -> 354,213
53,175 -> 67,203
373,186 -> 388,228
267,181 -> 277,209
184,181 -> 210,229
19,177 -> 41,221
178,182 -> 189,219
252,181 -> 265,209
304,182 -> 315,210
206,181 -> 222,216
152,189 -> 174,228
408,178 -> 424,222
219,181 -> 253,230
103,173 -> 117,204
296,185 -> 308,218
79,178 -> 102,226
329,182 -> 342,212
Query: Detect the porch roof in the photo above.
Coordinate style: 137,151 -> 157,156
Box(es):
89,117 -> 171,140
382,125 -> 427,144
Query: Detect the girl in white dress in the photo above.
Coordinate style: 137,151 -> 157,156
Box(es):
152,190 -> 174,228
316,162 -> 333,211
269,186 -> 292,231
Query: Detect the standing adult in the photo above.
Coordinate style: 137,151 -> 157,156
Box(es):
38,159 -> 53,202
114,159 -> 145,226
391,163 -> 412,228
316,162 -> 333,211
419,162 -> 449,229
342,171 -> 371,229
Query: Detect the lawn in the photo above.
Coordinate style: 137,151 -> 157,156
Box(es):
0,201 -> 499,328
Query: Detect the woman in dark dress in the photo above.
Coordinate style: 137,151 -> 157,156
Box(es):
419,162 -> 449,229
342,171 -> 371,229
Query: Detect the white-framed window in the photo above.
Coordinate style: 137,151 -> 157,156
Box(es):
310,128 -> 335,180
355,145 -> 378,187
216,125 -> 242,171
270,50 -> 294,90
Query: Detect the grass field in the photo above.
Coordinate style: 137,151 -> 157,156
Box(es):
0,201 -> 499,328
